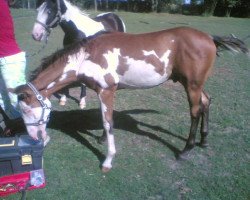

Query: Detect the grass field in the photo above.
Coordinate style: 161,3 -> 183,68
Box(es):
3,9 -> 250,200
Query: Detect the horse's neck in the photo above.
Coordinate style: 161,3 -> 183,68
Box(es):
60,21 -> 86,46
35,67 -> 78,97
62,1 -> 105,37
33,48 -> 86,97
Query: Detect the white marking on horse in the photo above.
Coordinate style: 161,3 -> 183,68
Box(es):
78,60 -> 109,88
78,48 -> 121,88
102,48 -> 120,83
18,98 -> 51,140
47,82 -> 56,89
143,49 -> 171,76
160,50 -> 171,68
32,2 -> 48,41
121,57 -> 167,87
96,12 -> 112,17
64,48 -> 85,74
62,0 -> 104,37
143,50 -> 158,57
98,89 -> 116,169
118,49 -> 171,88
59,74 -> 67,82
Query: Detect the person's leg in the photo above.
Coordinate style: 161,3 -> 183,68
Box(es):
0,52 -> 26,119
0,111 -> 5,134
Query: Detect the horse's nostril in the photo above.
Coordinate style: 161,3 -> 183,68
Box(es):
32,33 -> 41,41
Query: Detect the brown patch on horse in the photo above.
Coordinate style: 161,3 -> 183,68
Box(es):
116,56 -> 129,75
104,73 -> 116,86
30,41 -> 86,81
145,55 -> 166,75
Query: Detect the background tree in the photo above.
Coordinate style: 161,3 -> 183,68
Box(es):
221,0 -> 241,17
203,0 -> 219,16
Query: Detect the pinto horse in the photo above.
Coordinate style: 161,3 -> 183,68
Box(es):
13,27 -> 249,172
32,0 -> 125,108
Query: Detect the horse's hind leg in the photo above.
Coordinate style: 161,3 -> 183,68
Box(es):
59,88 -> 69,106
179,84 -> 203,159
200,90 -> 211,147
79,83 -> 87,109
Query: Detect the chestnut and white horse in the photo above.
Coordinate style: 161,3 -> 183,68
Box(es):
14,27 -> 248,172
32,0 -> 125,108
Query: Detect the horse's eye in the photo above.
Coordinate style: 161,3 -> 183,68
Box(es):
18,93 -> 29,101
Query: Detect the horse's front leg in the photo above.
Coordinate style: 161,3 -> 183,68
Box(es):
59,88 -> 69,106
79,83 -> 87,109
98,86 -> 117,172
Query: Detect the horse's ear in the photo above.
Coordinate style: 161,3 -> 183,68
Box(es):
36,0 -> 45,8
8,88 -> 15,94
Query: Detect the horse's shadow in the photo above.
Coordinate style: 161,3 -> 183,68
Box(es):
48,109 -> 186,163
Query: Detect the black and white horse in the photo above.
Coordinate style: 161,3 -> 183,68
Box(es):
32,0 -> 126,108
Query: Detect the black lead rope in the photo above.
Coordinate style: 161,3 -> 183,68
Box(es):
20,181 -> 31,200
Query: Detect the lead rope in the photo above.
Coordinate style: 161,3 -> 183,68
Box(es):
20,181 -> 31,200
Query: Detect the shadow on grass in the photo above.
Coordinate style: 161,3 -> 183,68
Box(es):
48,109 -> 185,163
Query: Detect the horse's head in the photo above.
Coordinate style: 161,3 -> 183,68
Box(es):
32,0 -> 67,41
12,83 -> 51,141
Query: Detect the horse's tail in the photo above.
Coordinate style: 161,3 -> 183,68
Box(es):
212,35 -> 249,55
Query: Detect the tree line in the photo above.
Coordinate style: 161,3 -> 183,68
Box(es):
12,0 -> 250,17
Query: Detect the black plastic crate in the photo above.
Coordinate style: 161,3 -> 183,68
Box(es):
0,134 -> 44,177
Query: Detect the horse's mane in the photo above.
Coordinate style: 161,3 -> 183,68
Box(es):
29,39 -> 87,81
63,0 -> 89,17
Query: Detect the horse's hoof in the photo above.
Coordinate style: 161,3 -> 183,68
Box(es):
59,101 -> 66,106
199,138 -> 209,148
177,148 -> 192,161
199,142 -> 209,148
79,98 -> 86,109
102,167 -> 111,173
177,152 -> 189,161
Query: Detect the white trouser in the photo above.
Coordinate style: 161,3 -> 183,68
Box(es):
0,52 -> 26,119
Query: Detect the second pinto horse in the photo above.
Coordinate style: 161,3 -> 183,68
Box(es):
32,0 -> 126,108
13,27 -> 249,172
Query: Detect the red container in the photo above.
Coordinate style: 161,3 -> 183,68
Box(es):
0,169 -> 46,197
0,135 -> 46,197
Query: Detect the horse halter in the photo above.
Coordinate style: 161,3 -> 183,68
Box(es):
35,0 -> 62,40
25,82 -> 51,126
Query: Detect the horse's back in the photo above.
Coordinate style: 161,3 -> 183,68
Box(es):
94,13 -> 126,32
162,27 -> 217,84
83,27 -> 217,89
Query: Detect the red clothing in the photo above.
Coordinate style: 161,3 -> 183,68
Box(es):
0,0 -> 21,58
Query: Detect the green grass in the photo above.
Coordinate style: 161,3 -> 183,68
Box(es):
3,10 -> 250,200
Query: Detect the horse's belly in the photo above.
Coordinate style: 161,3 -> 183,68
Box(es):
119,60 -> 170,88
